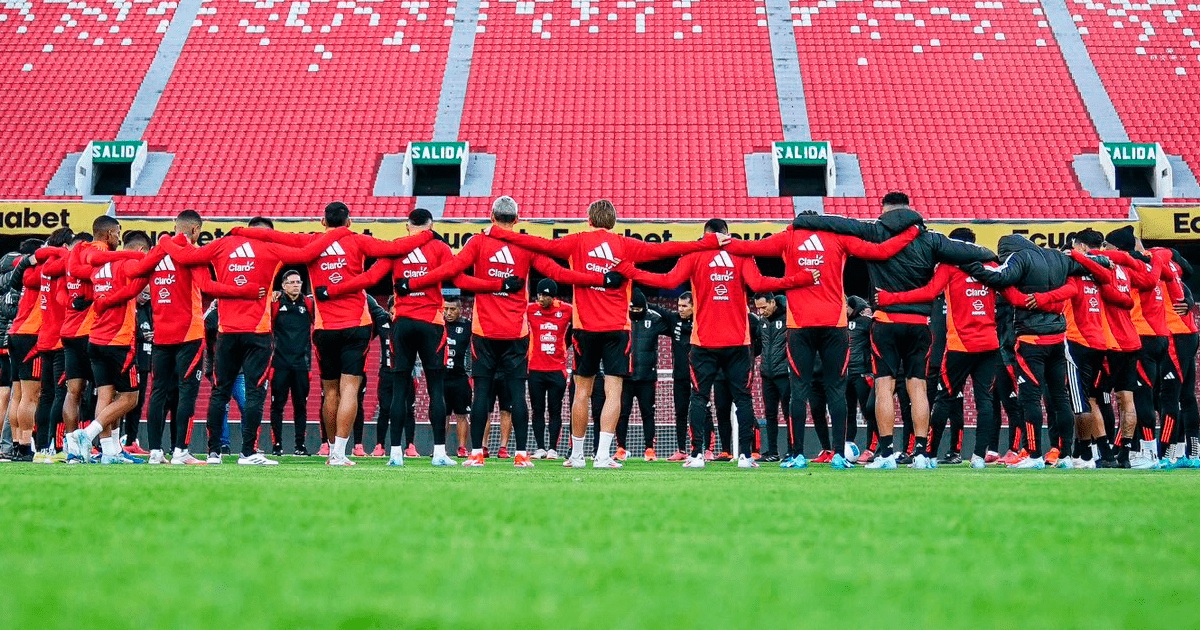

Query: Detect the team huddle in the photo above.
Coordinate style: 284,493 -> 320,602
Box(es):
1,192 -> 1196,471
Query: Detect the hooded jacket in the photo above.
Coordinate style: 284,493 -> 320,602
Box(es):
0,252 -> 26,352
629,306 -> 669,381
847,295 -> 873,377
757,295 -> 789,378
965,234 -> 1084,337
791,208 -> 997,319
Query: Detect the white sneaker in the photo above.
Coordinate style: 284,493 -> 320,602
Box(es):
737,454 -> 759,468
171,452 -> 206,466
431,454 -> 458,467
1012,456 -> 1045,469
593,456 -> 623,469
326,455 -> 356,467
546,449 -> 559,460
238,453 -> 279,466
563,455 -> 586,468
683,455 -> 706,468
68,429 -> 91,460
865,454 -> 898,469
970,455 -> 986,469
532,448 -> 548,459
207,452 -> 223,465
911,454 -> 933,469
1073,457 -> 1096,469
1130,452 -> 1157,469
1167,442 -> 1185,462
148,449 -> 167,465
1056,456 -> 1075,469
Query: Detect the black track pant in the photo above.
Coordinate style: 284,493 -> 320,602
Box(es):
1175,332 -> 1199,451
617,379 -> 656,450
689,346 -> 755,457
1015,341 -> 1071,458
1134,335 -> 1181,449
704,379 -> 733,452
761,374 -> 790,455
374,370 -> 394,448
207,333 -> 272,456
992,359 -> 1022,453
811,372 -> 830,451
34,350 -> 65,451
672,378 -> 691,453
846,373 -> 876,448
123,361 -> 149,446
931,350 -> 997,458
269,364 -> 309,449
786,327 -> 849,457
391,318 -> 447,447
529,369 -> 566,451
353,377 -> 367,445
148,341 -> 202,451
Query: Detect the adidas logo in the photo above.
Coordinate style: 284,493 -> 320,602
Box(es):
1165,372 -> 1177,380
321,241 -> 347,257
95,263 -> 112,279
401,248 -> 428,265
797,234 -> 825,252
588,242 -> 616,262
708,251 -> 735,268
154,257 -> 176,273
230,243 -> 256,259
489,246 -> 515,265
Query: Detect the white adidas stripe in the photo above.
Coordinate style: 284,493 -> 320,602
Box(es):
321,241 -> 347,257
231,243 -> 257,259
155,257 -> 176,272
402,249 -> 428,265
95,263 -> 112,279
709,251 -> 734,267
489,246 -> 515,265
588,242 -> 616,262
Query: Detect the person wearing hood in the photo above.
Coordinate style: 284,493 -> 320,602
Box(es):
844,295 -> 877,463
616,289 -> 669,461
964,230 -> 1093,469
792,192 -> 997,470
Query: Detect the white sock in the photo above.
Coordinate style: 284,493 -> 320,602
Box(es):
334,436 -> 348,458
471,448 -> 483,456
433,444 -> 446,458
390,446 -> 404,460
571,436 -> 584,459
596,432 -> 614,460
100,437 -> 119,457
83,421 -> 103,441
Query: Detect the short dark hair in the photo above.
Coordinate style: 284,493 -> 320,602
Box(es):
324,201 -> 350,228
678,292 -> 693,303
797,210 -> 819,216
71,232 -> 93,244
753,292 -> 774,302
444,296 -> 462,306
19,238 -> 43,255
948,227 -> 976,243
1075,228 -> 1105,248
281,270 -> 302,283
177,209 -> 202,228
123,230 -> 151,249
47,227 -> 74,247
92,215 -> 119,234
409,208 -> 433,227
881,191 -> 910,207
704,218 -> 729,235
248,216 -> 274,229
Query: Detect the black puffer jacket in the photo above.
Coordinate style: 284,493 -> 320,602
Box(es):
0,253 -> 25,350
792,208 -> 997,317
629,308 -> 669,381
967,234 -> 1083,337
757,296 -> 789,378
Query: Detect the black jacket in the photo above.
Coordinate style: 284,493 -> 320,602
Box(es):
966,234 -> 1084,337
791,208 -> 996,316
929,295 -> 947,356
848,312 -> 873,377
367,295 -> 391,371
135,298 -> 153,368
272,294 -> 314,370
995,293 -> 1016,365
629,308 -> 669,381
444,317 -> 472,376
757,299 -> 789,378
657,307 -> 693,380
0,252 -> 27,351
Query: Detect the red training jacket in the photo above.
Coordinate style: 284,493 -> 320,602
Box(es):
527,300 -> 573,372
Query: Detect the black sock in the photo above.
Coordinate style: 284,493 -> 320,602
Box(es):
879,434 -> 895,458
1077,438 -> 1092,460
1097,437 -> 1114,461
914,436 -> 929,457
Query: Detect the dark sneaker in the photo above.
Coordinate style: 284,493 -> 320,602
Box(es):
761,452 -> 781,463
220,445 -> 231,455
896,452 -> 914,466
294,445 -> 310,456
272,444 -> 283,457
937,452 -> 963,465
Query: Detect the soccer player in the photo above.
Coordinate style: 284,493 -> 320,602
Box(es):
66,221 -> 159,464
60,232 -> 97,460
965,234 -> 1086,469
659,292 -> 696,462
442,297 -> 472,457
754,293 -> 789,462
236,201 -> 432,465
160,216 -> 346,465
845,296 -> 878,464
527,278 -> 572,459
724,213 -> 920,469
620,289 -> 669,461
411,196 -> 614,469
487,199 -> 724,469
270,270 -> 314,457
791,195 -> 996,469
1163,251 -> 1199,465
7,239 -> 47,462
620,218 -> 817,468
30,229 -> 74,462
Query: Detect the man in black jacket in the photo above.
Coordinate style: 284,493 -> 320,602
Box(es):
366,294 -> 395,457
618,290 -> 669,460
0,251 -> 24,459
122,288 -> 155,453
659,292 -> 695,461
270,271 -> 314,455
846,295 -> 877,462
755,293 -> 789,462
792,192 -> 995,469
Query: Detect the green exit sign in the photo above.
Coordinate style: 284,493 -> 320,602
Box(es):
774,141 -> 831,165
90,140 -> 143,163
409,142 -> 467,164
1103,142 -> 1158,166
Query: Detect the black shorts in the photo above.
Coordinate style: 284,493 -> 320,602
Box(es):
8,333 -> 41,382
0,351 -> 10,387
313,325 -> 372,380
572,330 -> 630,378
391,317 -> 445,374
1066,342 -> 1104,415
88,342 -> 139,393
870,322 -> 931,379
444,374 -> 472,415
470,336 -> 529,379
63,335 -> 93,381
1105,350 -> 1138,393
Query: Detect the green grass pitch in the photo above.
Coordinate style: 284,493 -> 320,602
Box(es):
3,458 -> 1199,630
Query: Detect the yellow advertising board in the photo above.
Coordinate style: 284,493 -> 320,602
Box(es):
1133,204 -> 1200,241
0,200 -> 111,235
